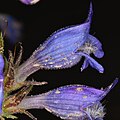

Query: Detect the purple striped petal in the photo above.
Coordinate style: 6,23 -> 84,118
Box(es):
0,54 -> 4,114
18,79 -> 118,120
15,3 -> 93,82
15,2 -> 104,83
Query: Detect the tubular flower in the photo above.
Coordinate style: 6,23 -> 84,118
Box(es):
17,79 -> 118,120
15,3 -> 104,84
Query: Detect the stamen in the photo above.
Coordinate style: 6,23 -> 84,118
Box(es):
78,41 -> 98,55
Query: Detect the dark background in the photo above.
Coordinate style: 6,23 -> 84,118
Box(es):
0,0 -> 120,120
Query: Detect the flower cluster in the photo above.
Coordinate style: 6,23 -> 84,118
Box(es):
0,3 -> 118,120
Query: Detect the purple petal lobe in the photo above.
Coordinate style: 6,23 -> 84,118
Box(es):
88,34 -> 104,58
100,78 -> 118,100
81,58 -> 89,72
75,52 -> 104,73
86,2 -> 93,23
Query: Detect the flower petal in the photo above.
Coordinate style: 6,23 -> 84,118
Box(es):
75,52 -> 104,73
18,79 -> 117,119
15,3 -> 92,82
88,34 -> 104,58
0,55 -> 4,74
0,54 -> 4,114
19,0 -> 40,5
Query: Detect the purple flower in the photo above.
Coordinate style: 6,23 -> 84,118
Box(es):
0,54 -> 4,114
0,55 -> 4,75
19,0 -> 40,5
18,78 -> 118,120
15,3 -> 104,83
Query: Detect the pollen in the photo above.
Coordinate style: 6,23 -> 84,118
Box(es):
55,89 -> 61,94
54,65 -> 63,68
33,64 -> 40,67
76,87 -> 83,92
68,112 -> 83,117
83,95 -> 87,99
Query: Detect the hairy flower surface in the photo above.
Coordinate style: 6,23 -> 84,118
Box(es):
18,79 -> 118,120
0,2 -> 115,120
14,3 -> 104,84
